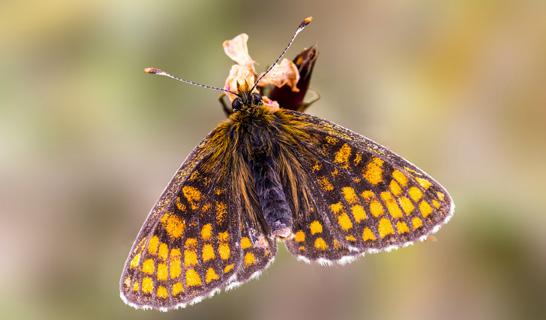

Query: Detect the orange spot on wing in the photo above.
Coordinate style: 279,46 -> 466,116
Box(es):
175,197 -> 186,212
325,136 -> 339,144
241,237 -> 252,249
419,201 -> 433,217
172,282 -> 183,296
381,191 -> 404,218
314,237 -> 328,250
223,264 -> 235,273
148,236 -> 159,255
244,252 -> 256,266
202,244 -> 215,261
170,248 -> 181,258
170,257 -> 181,279
362,227 -> 376,241
185,269 -> 202,287
202,202 -> 211,212
218,231 -> 230,242
416,177 -> 432,189
182,186 -> 202,210
129,253 -> 141,269
378,218 -> 395,238
354,153 -> 362,165
161,213 -> 185,239
294,230 -> 305,242
389,180 -> 402,196
142,259 -> 155,274
361,190 -> 375,201
201,223 -> 213,240
408,187 -> 423,202
363,157 -> 384,185
369,199 -> 384,217
158,243 -> 169,261
185,238 -> 197,249
334,144 -> 352,167
310,220 -> 323,234
399,196 -> 415,215
351,205 -> 367,223
318,176 -> 334,191
141,277 -> 154,294
337,213 -> 353,231
342,187 -> 359,204
411,217 -> 423,229
184,250 -> 198,266
205,268 -> 220,283
157,263 -> 168,281
396,221 -> 410,234
215,202 -> 227,223
330,202 -> 344,214
392,170 -> 408,186
219,243 -> 230,260
157,285 -> 168,299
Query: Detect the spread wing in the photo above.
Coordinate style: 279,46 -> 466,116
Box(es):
277,110 -> 454,264
119,122 -> 244,311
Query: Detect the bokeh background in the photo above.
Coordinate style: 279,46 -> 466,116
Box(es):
1,1 -> 545,319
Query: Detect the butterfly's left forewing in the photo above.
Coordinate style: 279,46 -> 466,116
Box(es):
120,123 -> 244,311
279,110 -> 454,263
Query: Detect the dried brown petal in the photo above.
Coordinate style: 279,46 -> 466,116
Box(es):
223,33 -> 255,71
269,46 -> 319,111
224,65 -> 255,100
257,59 -> 300,92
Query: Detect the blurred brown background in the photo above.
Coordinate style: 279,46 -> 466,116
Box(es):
1,1 -> 545,319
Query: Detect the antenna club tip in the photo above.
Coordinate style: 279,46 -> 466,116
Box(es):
302,16 -> 313,26
144,67 -> 162,74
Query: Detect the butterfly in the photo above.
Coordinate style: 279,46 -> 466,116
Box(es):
120,16 -> 454,311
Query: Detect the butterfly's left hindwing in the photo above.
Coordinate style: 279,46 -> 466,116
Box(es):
120,123 -> 244,311
278,110 -> 454,263
225,217 -> 277,289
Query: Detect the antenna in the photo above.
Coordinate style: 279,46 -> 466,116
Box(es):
144,67 -> 239,96
250,16 -> 313,92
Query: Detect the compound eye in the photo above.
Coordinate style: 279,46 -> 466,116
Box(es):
251,93 -> 262,105
232,98 -> 243,110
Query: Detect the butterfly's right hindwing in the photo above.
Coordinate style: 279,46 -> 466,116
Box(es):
120,122 -> 244,311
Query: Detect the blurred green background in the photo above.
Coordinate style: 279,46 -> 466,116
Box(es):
1,1 -> 545,319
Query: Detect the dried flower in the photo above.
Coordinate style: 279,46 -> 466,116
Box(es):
223,33 -> 301,107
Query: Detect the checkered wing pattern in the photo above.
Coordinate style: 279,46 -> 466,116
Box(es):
225,216 -> 277,289
120,124 -> 244,311
280,110 -> 454,264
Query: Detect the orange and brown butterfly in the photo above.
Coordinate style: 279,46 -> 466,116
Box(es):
120,16 -> 454,311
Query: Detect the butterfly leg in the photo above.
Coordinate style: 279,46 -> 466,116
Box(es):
218,94 -> 233,117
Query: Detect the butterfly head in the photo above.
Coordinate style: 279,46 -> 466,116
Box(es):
231,80 -> 263,111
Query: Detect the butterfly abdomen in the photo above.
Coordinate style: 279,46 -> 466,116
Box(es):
250,152 -> 293,238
